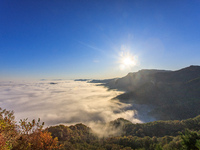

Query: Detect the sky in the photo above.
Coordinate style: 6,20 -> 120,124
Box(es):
1,0 -> 200,80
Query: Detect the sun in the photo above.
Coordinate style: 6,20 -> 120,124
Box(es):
119,51 -> 137,70
122,56 -> 136,66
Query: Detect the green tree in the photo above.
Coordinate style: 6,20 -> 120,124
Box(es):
181,129 -> 200,150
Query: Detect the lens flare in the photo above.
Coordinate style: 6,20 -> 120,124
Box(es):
122,56 -> 136,66
119,51 -> 137,70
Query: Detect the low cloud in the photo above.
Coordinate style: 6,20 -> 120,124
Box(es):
0,80 -> 151,137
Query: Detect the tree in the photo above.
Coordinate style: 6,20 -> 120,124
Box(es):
0,108 -> 18,149
181,129 -> 200,150
13,118 -> 62,150
0,107 -> 62,150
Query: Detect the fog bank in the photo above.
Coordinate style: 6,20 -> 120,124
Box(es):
0,80 -> 154,132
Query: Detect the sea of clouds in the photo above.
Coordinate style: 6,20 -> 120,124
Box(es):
0,80 -> 154,136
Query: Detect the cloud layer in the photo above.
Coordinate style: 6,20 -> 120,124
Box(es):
0,80 -> 148,129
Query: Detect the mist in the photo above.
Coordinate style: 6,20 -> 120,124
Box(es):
0,80 -> 154,136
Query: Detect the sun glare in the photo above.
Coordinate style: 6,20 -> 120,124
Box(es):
119,49 -> 137,70
122,57 -> 135,66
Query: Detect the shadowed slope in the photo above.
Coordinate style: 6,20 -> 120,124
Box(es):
91,66 -> 200,120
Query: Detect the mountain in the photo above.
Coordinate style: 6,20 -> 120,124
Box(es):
91,65 -> 200,120
102,65 -> 200,91
74,79 -> 90,81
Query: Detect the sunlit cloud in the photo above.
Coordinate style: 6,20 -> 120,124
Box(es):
0,80 -> 157,137
0,80 -> 145,127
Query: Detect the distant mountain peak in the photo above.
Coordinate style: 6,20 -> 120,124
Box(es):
126,69 -> 170,77
175,65 -> 200,73
189,65 -> 200,67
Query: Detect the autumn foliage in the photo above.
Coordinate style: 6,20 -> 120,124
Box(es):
2,107 -> 200,150
0,107 -> 62,150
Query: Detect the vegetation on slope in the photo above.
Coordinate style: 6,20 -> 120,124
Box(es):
91,66 -> 200,120
46,115 -> 200,150
2,106 -> 200,149
0,107 -> 62,150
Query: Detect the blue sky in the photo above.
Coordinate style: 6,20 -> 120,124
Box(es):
1,0 -> 200,80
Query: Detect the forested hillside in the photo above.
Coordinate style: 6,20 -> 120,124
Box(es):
47,115 -> 200,150
1,107 -> 200,149
91,66 -> 200,120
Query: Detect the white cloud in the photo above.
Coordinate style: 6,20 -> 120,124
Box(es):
0,80 -> 153,135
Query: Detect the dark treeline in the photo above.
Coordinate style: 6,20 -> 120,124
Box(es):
47,115 -> 200,150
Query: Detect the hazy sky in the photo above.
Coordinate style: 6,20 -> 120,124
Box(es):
1,0 -> 200,80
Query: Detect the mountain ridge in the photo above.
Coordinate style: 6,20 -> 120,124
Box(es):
90,65 -> 200,120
